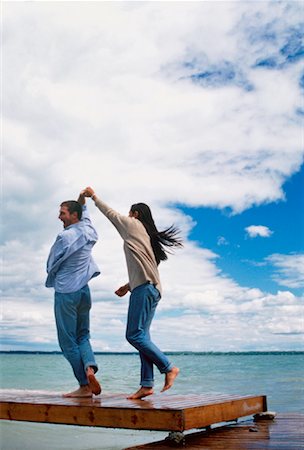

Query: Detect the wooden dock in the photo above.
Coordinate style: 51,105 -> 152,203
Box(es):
0,390 -> 266,432
126,413 -> 304,449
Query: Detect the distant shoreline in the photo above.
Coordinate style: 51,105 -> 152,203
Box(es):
1,350 -> 303,355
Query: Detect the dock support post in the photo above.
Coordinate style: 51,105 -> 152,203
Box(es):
165,431 -> 185,446
254,411 -> 276,421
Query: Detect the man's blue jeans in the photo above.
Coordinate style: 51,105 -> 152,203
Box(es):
126,282 -> 173,387
54,285 -> 98,386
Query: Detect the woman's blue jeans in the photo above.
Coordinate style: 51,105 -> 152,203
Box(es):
54,285 -> 98,386
126,282 -> 173,387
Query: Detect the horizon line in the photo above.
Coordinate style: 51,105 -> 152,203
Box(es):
1,350 -> 303,355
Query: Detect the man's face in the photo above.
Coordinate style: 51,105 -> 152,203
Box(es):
59,206 -> 75,228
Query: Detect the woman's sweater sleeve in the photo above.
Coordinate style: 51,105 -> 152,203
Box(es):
93,196 -> 129,240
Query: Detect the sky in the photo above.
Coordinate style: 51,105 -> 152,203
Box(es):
1,1 -> 303,353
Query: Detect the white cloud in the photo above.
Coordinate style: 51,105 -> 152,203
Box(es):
245,225 -> 273,238
3,2 -> 303,213
217,236 -> 229,246
1,1 -> 303,351
267,253 -> 304,289
151,290 -> 304,352
2,237 -> 303,352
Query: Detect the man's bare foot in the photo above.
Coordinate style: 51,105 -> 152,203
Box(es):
127,387 -> 154,400
86,367 -> 102,395
161,366 -> 180,392
63,385 -> 93,398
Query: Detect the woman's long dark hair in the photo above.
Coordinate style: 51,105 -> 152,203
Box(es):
130,203 -> 183,265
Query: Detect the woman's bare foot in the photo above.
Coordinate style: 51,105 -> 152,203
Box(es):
127,387 -> 154,400
86,367 -> 102,395
63,385 -> 93,398
161,366 -> 180,392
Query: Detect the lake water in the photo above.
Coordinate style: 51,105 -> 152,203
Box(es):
1,352 -> 303,449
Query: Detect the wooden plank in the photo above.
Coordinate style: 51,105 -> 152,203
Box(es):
0,390 -> 267,432
0,400 -> 184,431
184,395 -> 267,430
126,413 -> 304,449
1,402 -> 183,431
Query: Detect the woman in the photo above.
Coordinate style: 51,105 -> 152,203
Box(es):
84,187 -> 182,399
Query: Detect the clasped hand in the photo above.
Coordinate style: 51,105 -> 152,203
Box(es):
82,187 -> 95,198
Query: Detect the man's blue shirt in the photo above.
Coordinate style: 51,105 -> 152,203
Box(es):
46,205 -> 100,293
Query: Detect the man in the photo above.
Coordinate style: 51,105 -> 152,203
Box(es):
46,191 -> 101,397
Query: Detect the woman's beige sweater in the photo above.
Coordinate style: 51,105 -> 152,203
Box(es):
93,196 -> 162,295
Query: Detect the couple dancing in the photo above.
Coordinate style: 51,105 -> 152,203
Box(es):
46,187 -> 182,400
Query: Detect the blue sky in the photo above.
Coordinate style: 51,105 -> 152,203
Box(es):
179,165 -> 304,295
1,1 -> 303,352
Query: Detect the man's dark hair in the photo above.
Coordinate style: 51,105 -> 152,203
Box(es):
61,201 -> 82,220
130,202 -> 183,265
